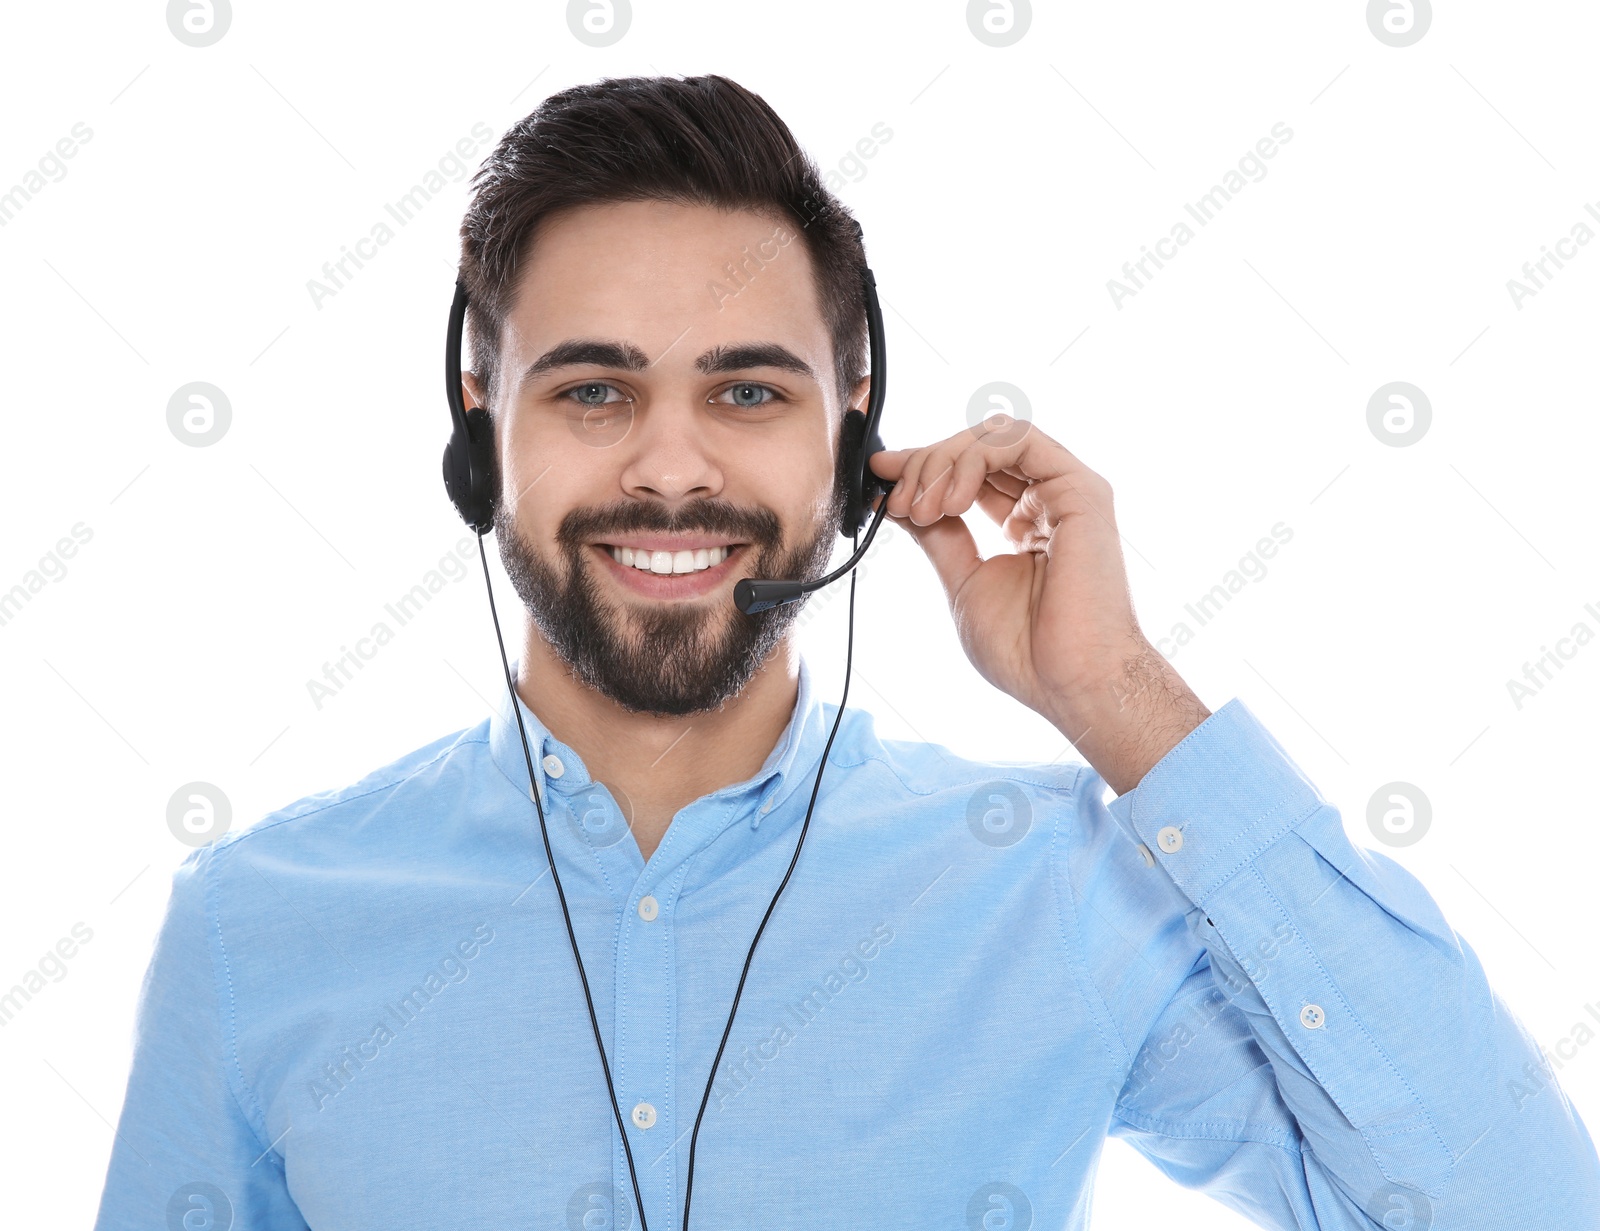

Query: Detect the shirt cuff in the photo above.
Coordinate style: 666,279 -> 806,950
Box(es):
1104,697 -> 1324,908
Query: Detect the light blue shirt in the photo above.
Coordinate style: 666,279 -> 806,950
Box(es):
94,654 -> 1600,1229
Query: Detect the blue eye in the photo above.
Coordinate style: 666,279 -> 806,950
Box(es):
564,381 -> 628,406
716,383 -> 779,408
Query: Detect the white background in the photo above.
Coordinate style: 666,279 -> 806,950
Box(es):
2,2 -> 1597,1227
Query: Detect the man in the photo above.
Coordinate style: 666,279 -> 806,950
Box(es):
95,75 -> 1598,1230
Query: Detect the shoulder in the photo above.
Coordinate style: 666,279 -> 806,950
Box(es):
829,701 -> 1090,805
204,718 -> 495,871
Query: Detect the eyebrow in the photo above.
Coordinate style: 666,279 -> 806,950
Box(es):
697,342 -> 816,381
521,339 -> 817,384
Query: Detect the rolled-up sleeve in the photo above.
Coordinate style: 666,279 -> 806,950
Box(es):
1080,697 -> 1600,1228
92,844 -> 308,1231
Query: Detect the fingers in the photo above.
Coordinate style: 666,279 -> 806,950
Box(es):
893,501 -> 984,606
984,469 -> 1030,500
900,454 -> 963,522
885,449 -> 937,520
883,419 -> 1085,526
974,480 -> 1026,540
886,446 -> 972,524
940,448 -> 992,515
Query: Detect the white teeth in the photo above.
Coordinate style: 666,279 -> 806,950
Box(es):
608,545 -> 732,574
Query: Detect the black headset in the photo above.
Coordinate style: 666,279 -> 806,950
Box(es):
441,216 -> 894,1231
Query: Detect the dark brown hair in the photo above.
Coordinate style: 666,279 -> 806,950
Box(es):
458,74 -> 867,415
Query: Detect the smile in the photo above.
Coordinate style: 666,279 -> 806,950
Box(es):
591,539 -> 750,600
606,544 -> 732,575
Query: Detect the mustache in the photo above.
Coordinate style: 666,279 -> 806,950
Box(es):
554,498 -> 783,551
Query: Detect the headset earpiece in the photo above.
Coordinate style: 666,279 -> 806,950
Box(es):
840,258 -> 889,540
442,403 -> 499,533
442,280 -> 499,533
839,406 -> 886,539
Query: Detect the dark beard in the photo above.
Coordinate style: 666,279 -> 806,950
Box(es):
494,473 -> 846,717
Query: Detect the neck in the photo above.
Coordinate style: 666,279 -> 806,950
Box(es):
513,630 -> 800,863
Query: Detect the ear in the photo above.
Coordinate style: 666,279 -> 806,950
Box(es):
462,370 -> 489,412
847,375 -> 872,415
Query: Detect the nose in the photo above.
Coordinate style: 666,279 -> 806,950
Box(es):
616,398 -> 725,507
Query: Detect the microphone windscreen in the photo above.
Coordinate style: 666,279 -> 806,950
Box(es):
734,578 -> 805,615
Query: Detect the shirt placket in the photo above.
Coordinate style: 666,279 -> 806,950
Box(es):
609,802 -> 690,1230
536,731 -> 780,1231
538,750 -> 663,1226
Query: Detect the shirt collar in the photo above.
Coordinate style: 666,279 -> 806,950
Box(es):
486,653 -> 828,830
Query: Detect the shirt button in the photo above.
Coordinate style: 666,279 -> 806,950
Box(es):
631,1101 -> 656,1129
542,754 -> 564,779
1156,825 -> 1184,853
1300,1004 -> 1326,1029
1135,843 -> 1155,867
760,798 -> 773,814
637,895 -> 659,922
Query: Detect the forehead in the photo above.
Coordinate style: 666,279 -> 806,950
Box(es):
504,199 -> 830,370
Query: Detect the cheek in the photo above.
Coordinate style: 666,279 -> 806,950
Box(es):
497,435 -> 571,545
792,469 -> 844,544
500,412 -> 580,509
756,441 -> 834,525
